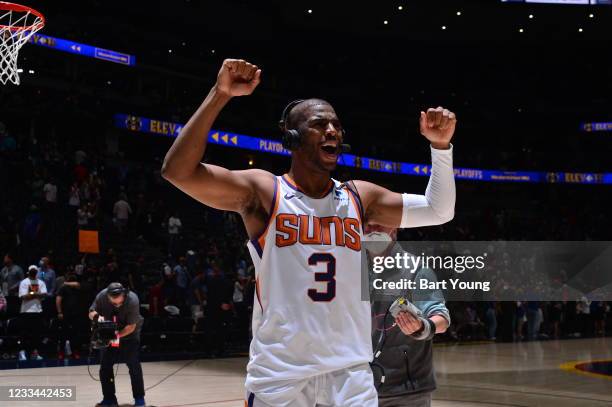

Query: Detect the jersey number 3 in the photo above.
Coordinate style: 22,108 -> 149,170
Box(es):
307,253 -> 336,302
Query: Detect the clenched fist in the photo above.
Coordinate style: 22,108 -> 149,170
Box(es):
419,106 -> 457,150
215,59 -> 261,97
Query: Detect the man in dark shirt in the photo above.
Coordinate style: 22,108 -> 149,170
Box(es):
89,282 -> 145,407
56,272 -> 84,359
205,265 -> 233,357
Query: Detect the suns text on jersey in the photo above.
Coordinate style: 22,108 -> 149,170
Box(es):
275,214 -> 361,251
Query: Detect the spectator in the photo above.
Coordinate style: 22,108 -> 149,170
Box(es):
18,265 -> 47,360
515,301 -> 526,341
167,211 -> 182,256
30,172 -> 44,202
485,301 -> 498,340
173,257 -> 190,307
87,201 -> 98,228
189,269 -> 207,321
68,181 -> 81,211
56,271 -> 83,359
0,291 -> 6,314
74,161 -> 89,183
526,301 -> 541,341
37,256 -> 56,296
128,256 -> 145,300
0,122 -> 17,152
161,263 -> 180,307
22,204 -> 42,246
113,193 -> 132,233
591,301 -> 607,337
148,278 -> 165,317
77,203 -> 90,229
74,149 -> 87,165
233,273 -> 248,342
577,297 -> 591,337
42,177 -> 58,206
549,301 -> 563,339
1,253 -> 24,298
205,264 -> 233,357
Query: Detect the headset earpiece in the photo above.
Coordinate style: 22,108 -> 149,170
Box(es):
107,282 -> 128,297
279,99 -> 306,151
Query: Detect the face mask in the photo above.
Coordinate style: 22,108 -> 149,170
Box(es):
364,231 -> 392,243
364,232 -> 393,255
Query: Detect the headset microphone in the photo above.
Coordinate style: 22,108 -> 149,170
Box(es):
340,144 -> 351,153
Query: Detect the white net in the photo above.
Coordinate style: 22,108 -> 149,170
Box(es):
0,3 -> 44,85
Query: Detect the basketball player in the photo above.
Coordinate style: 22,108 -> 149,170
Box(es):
162,59 -> 457,407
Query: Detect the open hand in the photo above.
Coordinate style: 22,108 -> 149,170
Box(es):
395,311 -> 424,336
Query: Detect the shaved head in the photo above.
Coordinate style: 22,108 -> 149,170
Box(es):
286,98 -> 334,129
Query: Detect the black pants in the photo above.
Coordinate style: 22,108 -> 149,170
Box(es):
99,338 -> 145,401
57,315 -> 84,352
18,312 -> 43,354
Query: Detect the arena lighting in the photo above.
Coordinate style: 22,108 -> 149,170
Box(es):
114,113 -> 612,185
307,9 -> 312,14
589,13 -> 595,17
519,28 -> 525,32
441,25 -> 447,30
529,14 -> 534,18
456,11 -> 462,15
398,6 -> 403,10
384,20 -> 389,24
578,27 -> 584,31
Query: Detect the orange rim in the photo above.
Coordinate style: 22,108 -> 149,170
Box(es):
0,1 -> 45,31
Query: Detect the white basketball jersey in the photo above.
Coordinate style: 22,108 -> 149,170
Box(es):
246,174 -> 373,389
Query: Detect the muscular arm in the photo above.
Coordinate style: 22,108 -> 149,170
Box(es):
355,107 -> 457,228
161,59 -> 270,216
355,146 -> 455,227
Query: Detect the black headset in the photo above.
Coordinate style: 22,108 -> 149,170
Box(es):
106,282 -> 129,297
278,99 -> 351,153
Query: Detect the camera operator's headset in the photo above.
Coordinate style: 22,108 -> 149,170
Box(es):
107,282 -> 129,298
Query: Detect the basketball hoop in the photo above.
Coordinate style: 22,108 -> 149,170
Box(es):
0,1 -> 44,85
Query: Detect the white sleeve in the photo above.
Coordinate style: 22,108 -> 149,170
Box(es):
39,280 -> 47,295
400,144 -> 455,228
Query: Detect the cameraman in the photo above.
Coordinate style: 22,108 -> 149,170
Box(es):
366,225 -> 450,407
89,283 -> 145,407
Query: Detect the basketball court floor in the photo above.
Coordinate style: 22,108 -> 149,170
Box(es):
1,338 -> 610,407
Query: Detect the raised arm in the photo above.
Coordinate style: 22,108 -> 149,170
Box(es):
161,59 -> 269,214
356,107 -> 457,228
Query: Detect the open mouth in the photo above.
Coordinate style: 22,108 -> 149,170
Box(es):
320,145 -> 338,155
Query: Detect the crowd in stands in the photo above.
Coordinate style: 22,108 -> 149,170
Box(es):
1,114 -> 611,363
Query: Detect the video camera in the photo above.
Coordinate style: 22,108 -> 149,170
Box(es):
90,317 -> 118,349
